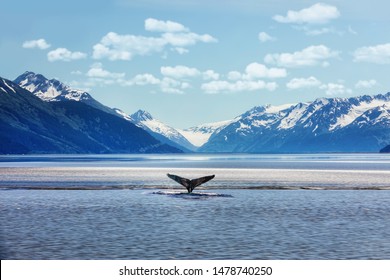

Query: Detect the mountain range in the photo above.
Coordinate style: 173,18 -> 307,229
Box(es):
1,71 -> 389,154
200,95 -> 390,153
0,73 -> 181,154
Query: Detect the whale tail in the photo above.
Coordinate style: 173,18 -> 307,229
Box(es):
167,173 -> 215,193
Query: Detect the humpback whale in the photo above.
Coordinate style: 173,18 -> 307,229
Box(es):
167,173 -> 215,193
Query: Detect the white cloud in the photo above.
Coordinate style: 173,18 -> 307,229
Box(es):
355,79 -> 377,89
287,76 -> 321,90
201,80 -> 278,94
161,32 -> 216,46
305,27 -> 332,36
124,73 -> 190,94
200,62 -> 284,94
227,71 -> 242,81
22,39 -> 51,50
258,32 -> 276,43
222,63 -> 287,81
320,83 -> 352,96
353,43 -> 390,64
172,47 -> 189,55
145,18 -> 189,33
86,63 -> 125,79
273,3 -> 340,25
203,70 -> 220,80
160,77 -> 188,94
47,48 -> 87,62
130,73 -> 161,86
296,26 -> 341,36
244,63 -> 287,79
93,19 -> 217,61
285,76 -> 353,96
93,32 -> 166,61
161,65 -> 220,81
264,45 -> 339,68
161,65 -> 201,79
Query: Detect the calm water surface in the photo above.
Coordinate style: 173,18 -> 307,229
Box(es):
1,154 -> 390,259
1,189 -> 390,259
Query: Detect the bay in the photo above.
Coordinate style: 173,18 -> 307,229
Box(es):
1,154 -> 390,259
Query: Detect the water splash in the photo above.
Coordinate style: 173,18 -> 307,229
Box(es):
150,190 -> 233,199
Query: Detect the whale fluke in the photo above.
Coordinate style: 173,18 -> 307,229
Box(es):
167,173 -> 215,193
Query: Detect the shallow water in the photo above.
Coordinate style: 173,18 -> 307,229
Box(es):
1,154 -> 390,259
0,154 -> 390,189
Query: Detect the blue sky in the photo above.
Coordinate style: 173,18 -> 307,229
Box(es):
1,0 -> 390,128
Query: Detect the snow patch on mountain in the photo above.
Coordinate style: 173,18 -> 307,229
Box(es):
135,113 -> 179,138
264,103 -> 296,113
114,108 -> 133,122
15,71 -> 91,102
130,110 -> 196,151
278,103 -> 309,129
1,79 -> 17,94
330,99 -> 390,130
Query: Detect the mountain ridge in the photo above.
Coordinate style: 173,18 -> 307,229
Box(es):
15,72 -> 194,152
199,93 -> 390,153
0,77 -> 181,154
14,71 -> 117,115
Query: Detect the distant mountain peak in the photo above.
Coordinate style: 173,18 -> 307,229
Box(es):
14,71 -> 123,117
16,71 -> 60,90
130,109 -> 196,151
17,71 -> 44,81
130,110 -> 153,122
14,71 -> 90,102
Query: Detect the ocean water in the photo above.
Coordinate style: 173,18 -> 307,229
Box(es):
1,154 -> 390,259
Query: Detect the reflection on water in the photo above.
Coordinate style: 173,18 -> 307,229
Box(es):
151,190 -> 233,199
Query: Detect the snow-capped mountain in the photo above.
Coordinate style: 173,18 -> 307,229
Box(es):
0,77 -> 181,154
178,119 -> 235,147
199,93 -> 390,153
14,71 -> 114,114
130,110 -> 196,151
9,71 -> 390,153
13,71 -> 189,152
15,71 -> 91,102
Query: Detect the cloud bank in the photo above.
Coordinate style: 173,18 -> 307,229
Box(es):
93,18 -> 217,61
353,43 -> 390,64
264,45 -> 339,68
273,3 -> 340,25
47,48 -> 87,62
22,39 -> 51,50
